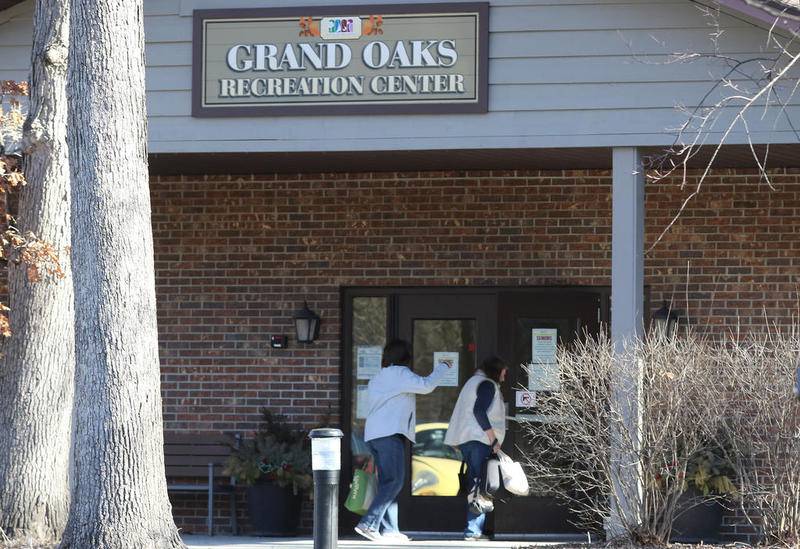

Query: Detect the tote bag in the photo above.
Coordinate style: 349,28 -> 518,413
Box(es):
344,463 -> 376,515
497,450 -> 530,496
457,460 -> 469,496
481,454 -> 503,497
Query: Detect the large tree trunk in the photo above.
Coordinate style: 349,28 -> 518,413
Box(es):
0,0 -> 72,541
59,1 -> 184,547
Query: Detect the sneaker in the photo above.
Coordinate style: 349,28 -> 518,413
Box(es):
464,533 -> 490,541
354,523 -> 383,542
381,531 -> 410,543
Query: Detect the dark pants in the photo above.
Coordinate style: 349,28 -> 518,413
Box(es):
460,440 -> 492,536
359,434 -> 406,533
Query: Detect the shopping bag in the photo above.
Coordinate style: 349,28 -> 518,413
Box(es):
457,460 -> 468,496
481,454 -> 502,497
344,464 -> 376,515
497,450 -> 530,496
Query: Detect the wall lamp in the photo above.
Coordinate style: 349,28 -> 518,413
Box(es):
294,301 -> 321,344
652,300 -> 680,338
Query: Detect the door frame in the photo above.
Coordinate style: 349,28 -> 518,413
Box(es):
339,286 -> 613,534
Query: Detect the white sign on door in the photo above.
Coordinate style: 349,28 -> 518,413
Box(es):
356,384 -> 370,419
433,351 -> 460,387
529,328 -> 560,391
356,345 -> 382,380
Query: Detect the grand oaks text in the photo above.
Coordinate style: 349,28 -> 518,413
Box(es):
218,39 -> 469,98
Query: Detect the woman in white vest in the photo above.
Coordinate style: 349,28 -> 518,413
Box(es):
355,339 -> 452,543
444,356 -> 508,541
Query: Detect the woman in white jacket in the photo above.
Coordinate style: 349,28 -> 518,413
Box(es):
355,339 -> 451,543
444,356 -> 508,541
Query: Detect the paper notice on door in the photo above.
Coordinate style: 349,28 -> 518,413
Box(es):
433,351 -> 460,387
515,390 -> 537,408
356,345 -> 383,380
356,384 -> 370,419
529,328 -> 560,391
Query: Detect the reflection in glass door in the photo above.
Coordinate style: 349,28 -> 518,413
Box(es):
348,297 -> 387,474
410,319 -> 474,497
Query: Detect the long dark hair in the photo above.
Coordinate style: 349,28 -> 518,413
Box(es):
481,355 -> 507,383
381,339 -> 412,368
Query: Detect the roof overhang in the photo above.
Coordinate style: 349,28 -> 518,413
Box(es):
713,0 -> 800,32
148,144 -> 800,175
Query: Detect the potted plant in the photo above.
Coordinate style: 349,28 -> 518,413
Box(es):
670,445 -> 738,543
225,409 -> 312,536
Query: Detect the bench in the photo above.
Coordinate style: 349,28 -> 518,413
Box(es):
164,433 -> 239,536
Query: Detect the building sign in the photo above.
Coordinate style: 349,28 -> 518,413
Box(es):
192,3 -> 489,117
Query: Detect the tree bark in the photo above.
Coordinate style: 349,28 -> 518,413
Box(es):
59,1 -> 184,547
0,0 -> 72,541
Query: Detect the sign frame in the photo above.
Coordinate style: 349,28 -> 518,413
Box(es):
192,3 -> 489,117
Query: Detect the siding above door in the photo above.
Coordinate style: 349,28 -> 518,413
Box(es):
2,0 -> 799,153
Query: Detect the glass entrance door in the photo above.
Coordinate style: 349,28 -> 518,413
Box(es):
495,290 -> 605,536
397,293 -> 497,533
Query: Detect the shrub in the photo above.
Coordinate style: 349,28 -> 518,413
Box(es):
519,330 -> 799,544
224,409 -> 312,495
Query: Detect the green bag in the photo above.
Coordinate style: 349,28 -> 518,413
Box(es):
345,464 -> 376,516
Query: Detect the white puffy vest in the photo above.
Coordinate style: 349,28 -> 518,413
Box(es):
444,371 -> 506,448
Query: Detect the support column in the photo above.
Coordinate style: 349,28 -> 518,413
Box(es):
606,147 -> 645,539
611,147 -> 645,350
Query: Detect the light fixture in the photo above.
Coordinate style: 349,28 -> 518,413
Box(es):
294,301 -> 321,343
652,300 -> 680,338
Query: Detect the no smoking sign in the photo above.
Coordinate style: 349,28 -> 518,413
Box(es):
515,390 -> 536,408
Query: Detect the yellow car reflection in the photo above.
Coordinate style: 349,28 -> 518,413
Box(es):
411,422 -> 463,496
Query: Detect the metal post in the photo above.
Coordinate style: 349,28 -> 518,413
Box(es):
309,428 -> 344,549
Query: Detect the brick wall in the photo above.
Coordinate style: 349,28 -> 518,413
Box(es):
151,168 -> 800,539
647,172 -> 800,332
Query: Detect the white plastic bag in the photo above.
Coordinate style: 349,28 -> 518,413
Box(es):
497,450 -> 530,496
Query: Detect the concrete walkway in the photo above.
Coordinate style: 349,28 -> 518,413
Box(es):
183,535 -> 553,549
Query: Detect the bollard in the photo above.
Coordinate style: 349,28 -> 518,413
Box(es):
309,428 -> 344,549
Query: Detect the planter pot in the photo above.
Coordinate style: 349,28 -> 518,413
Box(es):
246,483 -> 303,536
670,491 -> 725,543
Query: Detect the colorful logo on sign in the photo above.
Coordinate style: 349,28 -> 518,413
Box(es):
300,15 -> 384,39
321,17 -> 362,40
